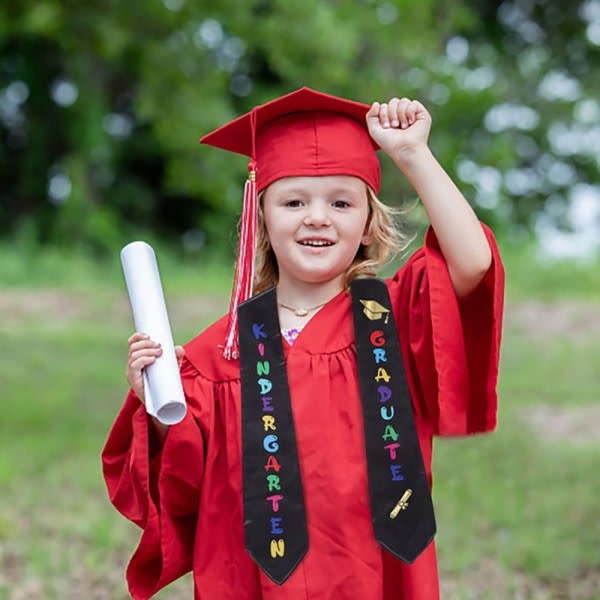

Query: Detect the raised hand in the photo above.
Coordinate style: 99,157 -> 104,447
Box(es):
366,97 -> 432,159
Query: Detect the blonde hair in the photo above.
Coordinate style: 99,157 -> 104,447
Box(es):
252,186 -> 408,295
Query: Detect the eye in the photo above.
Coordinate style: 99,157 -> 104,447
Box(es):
332,199 -> 351,209
284,199 -> 304,207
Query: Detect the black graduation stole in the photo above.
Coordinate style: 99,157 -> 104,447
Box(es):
237,280 -> 435,584
238,287 -> 308,585
350,277 -> 436,563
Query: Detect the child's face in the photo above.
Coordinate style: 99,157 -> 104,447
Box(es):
262,175 -> 370,288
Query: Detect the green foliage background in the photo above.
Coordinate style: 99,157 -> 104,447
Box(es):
2,0 -> 599,259
1,2 -> 600,597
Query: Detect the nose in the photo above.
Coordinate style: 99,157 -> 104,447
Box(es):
303,202 -> 331,227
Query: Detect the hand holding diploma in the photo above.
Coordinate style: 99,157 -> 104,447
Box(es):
126,332 -> 185,401
121,241 -> 187,427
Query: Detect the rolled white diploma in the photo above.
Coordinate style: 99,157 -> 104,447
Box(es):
121,241 -> 187,425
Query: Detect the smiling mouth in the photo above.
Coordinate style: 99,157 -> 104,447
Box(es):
298,239 -> 334,247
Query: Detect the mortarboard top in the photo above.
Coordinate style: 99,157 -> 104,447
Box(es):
360,299 -> 390,324
200,86 -> 381,193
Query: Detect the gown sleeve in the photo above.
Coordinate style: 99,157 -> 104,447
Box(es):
101,358 -> 208,600
390,223 -> 504,436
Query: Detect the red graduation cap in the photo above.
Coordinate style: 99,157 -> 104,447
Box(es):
200,87 -> 381,358
201,87 -> 381,192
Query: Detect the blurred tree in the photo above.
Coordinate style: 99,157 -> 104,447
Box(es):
0,0 -> 598,257
450,0 -> 600,255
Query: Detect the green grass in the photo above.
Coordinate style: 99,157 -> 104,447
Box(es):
434,415 -> 599,577
499,333 -> 600,408
497,236 -> 600,301
0,295 -> 199,599
0,240 -> 233,295
0,241 -> 599,598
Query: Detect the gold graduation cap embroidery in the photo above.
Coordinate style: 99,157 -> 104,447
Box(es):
360,299 -> 390,324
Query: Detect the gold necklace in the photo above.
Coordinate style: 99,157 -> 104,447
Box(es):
277,300 -> 328,317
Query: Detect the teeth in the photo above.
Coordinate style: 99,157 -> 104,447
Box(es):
300,240 -> 333,247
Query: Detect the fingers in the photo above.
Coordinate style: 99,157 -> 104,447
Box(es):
128,333 -> 162,376
128,331 -> 151,345
370,98 -> 427,130
128,333 -> 184,372
129,346 -> 162,371
175,345 -> 186,368
366,101 -> 381,120
126,333 -> 184,402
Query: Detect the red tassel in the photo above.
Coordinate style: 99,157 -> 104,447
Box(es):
223,163 -> 258,360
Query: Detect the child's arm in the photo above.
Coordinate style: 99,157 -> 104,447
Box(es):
126,331 -> 185,442
366,98 -> 492,299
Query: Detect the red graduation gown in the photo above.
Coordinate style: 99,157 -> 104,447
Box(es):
102,226 -> 504,600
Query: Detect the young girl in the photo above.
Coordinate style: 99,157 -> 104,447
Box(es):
103,87 -> 504,600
